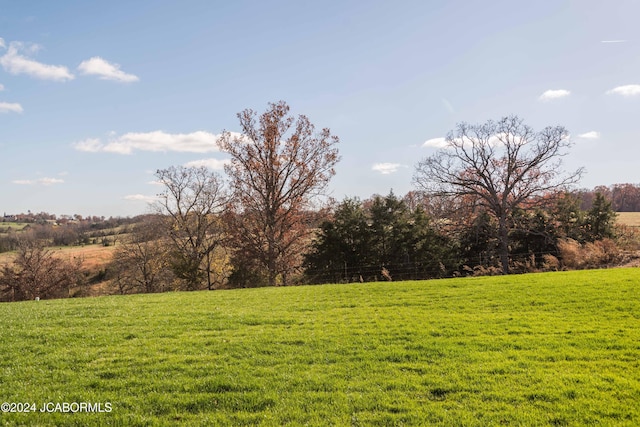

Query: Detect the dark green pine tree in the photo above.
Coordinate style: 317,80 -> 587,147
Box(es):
584,192 -> 617,241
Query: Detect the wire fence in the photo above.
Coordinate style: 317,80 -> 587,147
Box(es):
302,249 -> 565,285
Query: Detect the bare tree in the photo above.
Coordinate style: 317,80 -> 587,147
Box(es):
109,216 -> 175,294
155,166 -> 227,290
0,241 -> 84,301
413,116 -> 583,273
217,101 -> 340,286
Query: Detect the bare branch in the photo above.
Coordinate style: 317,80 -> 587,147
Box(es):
413,115 -> 583,273
217,101 -> 340,286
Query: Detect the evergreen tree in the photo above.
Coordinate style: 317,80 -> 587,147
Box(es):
584,192 -> 616,241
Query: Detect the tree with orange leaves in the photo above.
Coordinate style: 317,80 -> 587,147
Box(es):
218,101 -> 340,286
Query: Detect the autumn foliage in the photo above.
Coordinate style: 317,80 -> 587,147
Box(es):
2,107 -> 636,299
217,101 -> 339,286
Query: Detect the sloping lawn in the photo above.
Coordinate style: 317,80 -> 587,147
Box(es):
1,269 -> 639,426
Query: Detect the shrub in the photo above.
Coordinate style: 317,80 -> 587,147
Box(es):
0,241 -> 84,301
541,254 -> 560,271
558,238 -> 623,270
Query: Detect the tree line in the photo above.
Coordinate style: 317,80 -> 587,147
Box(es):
0,103 -> 633,301
304,189 -> 618,283
576,184 -> 640,212
0,216 -> 135,253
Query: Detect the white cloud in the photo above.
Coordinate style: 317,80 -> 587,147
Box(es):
0,41 -> 74,81
39,177 -> 65,185
78,57 -> 139,83
423,133 -> 529,150
184,158 -> 230,170
606,84 -> 640,97
73,138 -> 103,152
0,83 -> 4,91
74,131 -> 221,154
124,194 -> 158,203
601,40 -> 627,43
577,131 -> 600,139
0,102 -> 23,113
538,89 -> 571,101
12,177 -> 64,186
372,163 -> 405,175
0,38 -> 5,49
422,137 -> 448,148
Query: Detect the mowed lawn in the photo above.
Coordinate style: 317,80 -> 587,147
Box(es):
1,270 -> 639,426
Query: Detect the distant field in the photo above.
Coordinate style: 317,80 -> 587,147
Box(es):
48,244 -> 117,270
0,244 -> 116,270
0,222 -> 28,231
0,269 -> 638,426
617,212 -> 640,227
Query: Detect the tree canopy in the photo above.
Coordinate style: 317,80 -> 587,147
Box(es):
218,101 -> 340,286
414,116 -> 584,273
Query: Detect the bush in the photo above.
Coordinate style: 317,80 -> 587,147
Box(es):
541,254 -> 560,271
614,224 -> 640,251
558,238 -> 623,270
0,241 -> 84,301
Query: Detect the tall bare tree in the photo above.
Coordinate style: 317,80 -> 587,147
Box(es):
155,166 -> 227,290
217,101 -> 340,286
414,116 -> 583,273
109,215 -> 175,294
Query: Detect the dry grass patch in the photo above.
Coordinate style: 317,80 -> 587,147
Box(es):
616,212 -> 640,227
49,244 -> 117,270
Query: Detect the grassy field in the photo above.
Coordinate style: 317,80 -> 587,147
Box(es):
617,212 -> 640,227
1,269 -> 639,426
0,243 -> 116,269
0,222 -> 29,231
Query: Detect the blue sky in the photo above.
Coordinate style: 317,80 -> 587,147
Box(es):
1,0 -> 639,217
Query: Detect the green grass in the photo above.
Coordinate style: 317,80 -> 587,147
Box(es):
1,269 -> 639,426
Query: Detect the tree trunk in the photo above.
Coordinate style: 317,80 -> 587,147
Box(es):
268,267 -> 277,287
206,252 -> 213,290
498,215 -> 510,274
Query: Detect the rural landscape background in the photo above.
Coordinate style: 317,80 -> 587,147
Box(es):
2,1 -> 639,425
1,179 -> 640,299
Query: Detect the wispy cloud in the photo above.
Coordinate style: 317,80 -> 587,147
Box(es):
423,133 -> 533,150
0,41 -> 74,81
72,138 -> 103,152
12,177 -> 64,186
124,194 -> 159,203
441,98 -> 455,114
538,89 -> 570,101
372,163 -> 405,175
0,83 -> 4,91
606,84 -> 640,97
601,40 -> 627,43
39,177 -> 64,185
577,131 -> 600,140
74,131 -> 222,154
184,158 -> 230,170
422,137 -> 448,148
0,102 -> 23,113
78,57 -> 139,83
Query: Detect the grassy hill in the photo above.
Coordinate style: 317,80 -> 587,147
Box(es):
1,269 -> 639,426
